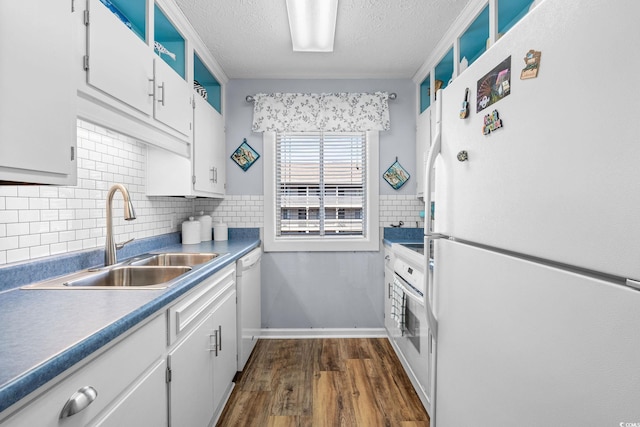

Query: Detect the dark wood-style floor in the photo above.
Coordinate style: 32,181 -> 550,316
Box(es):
216,338 -> 430,427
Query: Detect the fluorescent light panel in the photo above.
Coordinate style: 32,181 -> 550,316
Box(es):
286,0 -> 338,52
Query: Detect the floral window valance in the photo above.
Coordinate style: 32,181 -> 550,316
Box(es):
251,92 -> 391,132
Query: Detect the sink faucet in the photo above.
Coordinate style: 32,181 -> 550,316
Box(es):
105,184 -> 137,266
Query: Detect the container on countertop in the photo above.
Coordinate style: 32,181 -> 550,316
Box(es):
213,220 -> 228,241
181,217 -> 201,244
196,211 -> 212,242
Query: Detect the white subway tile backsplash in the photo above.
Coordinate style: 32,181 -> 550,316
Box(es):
7,248 -> 29,264
0,236 -> 19,251
0,120 -> 425,266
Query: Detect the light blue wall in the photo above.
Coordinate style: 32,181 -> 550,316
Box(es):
224,78 -> 414,329
224,78 -> 416,196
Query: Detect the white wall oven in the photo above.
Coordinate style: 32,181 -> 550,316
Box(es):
390,243 -> 433,415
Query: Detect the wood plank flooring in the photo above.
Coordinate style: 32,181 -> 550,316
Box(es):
216,338 -> 430,427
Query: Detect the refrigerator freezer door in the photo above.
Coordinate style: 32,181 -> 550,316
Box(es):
434,239 -> 640,427
435,0 -> 640,280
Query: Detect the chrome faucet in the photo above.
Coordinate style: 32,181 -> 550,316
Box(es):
105,184 -> 137,266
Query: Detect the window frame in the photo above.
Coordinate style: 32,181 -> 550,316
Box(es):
263,131 -> 380,252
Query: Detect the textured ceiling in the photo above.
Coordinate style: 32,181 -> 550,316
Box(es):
174,0 -> 471,79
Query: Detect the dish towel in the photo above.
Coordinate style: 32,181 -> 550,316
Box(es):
391,279 -> 406,331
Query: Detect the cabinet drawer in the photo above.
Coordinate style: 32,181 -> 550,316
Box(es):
384,248 -> 395,269
0,314 -> 166,427
168,264 -> 235,345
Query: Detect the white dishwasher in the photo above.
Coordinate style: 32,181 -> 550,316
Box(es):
236,247 -> 262,371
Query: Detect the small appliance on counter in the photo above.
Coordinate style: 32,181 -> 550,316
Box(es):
196,211 -> 212,242
181,217 -> 201,244
213,220 -> 228,241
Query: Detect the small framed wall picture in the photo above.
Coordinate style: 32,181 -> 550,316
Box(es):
383,158 -> 410,190
231,139 -> 260,171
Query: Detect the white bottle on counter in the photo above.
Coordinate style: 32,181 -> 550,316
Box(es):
196,211 -> 212,242
213,219 -> 228,241
181,217 -> 201,245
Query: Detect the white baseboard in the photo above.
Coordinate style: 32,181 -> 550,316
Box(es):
259,328 -> 387,339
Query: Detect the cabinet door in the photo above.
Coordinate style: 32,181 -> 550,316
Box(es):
92,360 -> 168,427
86,0 -> 154,116
415,109 -> 431,198
209,107 -> 226,196
193,95 -> 215,194
193,95 -> 225,196
211,289 -> 237,413
154,58 -> 192,136
168,312 -> 215,427
0,0 -> 76,184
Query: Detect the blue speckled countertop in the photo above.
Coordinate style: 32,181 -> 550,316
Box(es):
382,227 -> 424,246
0,232 -> 260,414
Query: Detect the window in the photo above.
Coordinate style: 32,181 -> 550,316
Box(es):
264,131 -> 379,252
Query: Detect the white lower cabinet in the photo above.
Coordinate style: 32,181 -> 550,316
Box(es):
0,314 -> 166,427
92,359 -> 168,427
167,265 -> 237,426
211,289 -> 237,413
383,248 -> 396,334
168,311 -> 216,427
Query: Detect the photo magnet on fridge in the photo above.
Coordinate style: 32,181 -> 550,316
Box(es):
520,49 -> 542,79
477,56 -> 511,113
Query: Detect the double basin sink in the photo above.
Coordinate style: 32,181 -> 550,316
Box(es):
23,253 -> 224,290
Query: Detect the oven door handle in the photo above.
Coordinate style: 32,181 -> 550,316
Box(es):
393,274 -> 425,306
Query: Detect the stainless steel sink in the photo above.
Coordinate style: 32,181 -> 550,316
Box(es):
23,265 -> 192,290
22,252 -> 223,290
129,253 -> 221,267
62,266 -> 191,288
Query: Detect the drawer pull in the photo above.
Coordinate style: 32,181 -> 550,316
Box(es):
60,386 -> 98,419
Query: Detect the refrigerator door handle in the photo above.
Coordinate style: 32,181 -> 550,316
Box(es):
625,279 -> 640,291
424,96 -> 443,339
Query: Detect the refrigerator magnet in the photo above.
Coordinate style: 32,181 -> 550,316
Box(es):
383,157 -> 410,190
482,110 -> 504,135
476,56 -> 511,113
459,88 -> 470,119
520,50 -> 542,80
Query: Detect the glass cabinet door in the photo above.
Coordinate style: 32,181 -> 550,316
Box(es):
434,47 -> 454,95
459,5 -> 489,71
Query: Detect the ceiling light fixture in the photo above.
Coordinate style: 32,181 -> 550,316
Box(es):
285,0 -> 338,52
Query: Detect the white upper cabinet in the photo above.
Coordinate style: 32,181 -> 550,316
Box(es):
153,57 -> 193,136
193,95 -> 225,196
146,93 -> 226,198
0,0 -> 76,185
147,49 -> 226,199
78,0 -> 228,156
86,0 -> 154,116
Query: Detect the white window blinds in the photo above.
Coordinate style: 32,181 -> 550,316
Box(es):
275,132 -> 367,237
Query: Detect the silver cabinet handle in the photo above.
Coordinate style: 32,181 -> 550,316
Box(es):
209,167 -> 215,182
388,282 -> 392,299
210,330 -> 218,356
157,82 -> 165,106
148,78 -> 155,98
60,386 -> 98,419
218,325 -> 222,351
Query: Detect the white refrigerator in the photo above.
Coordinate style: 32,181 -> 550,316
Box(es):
424,0 -> 640,426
